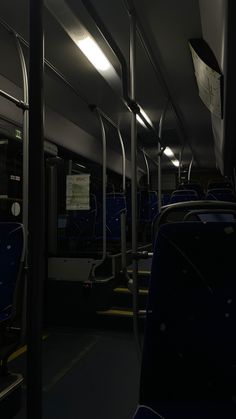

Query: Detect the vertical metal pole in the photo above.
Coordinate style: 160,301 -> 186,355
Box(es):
97,111 -> 107,261
157,143 -> 162,211
27,1 -> 44,418
117,128 -> 126,193
15,36 -> 29,339
142,150 -> 150,189
130,11 -> 141,358
188,157 -> 194,182
117,128 -> 127,271
178,145 -> 184,185
158,103 -> 169,211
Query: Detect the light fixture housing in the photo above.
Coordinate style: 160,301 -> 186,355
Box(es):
77,36 -> 111,72
136,114 -> 147,128
45,0 -> 121,92
136,107 -> 153,129
172,159 -> 180,167
164,147 -> 174,157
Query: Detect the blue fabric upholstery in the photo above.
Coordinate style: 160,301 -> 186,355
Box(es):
139,191 -> 158,223
170,190 -> 198,204
161,194 -> 170,206
106,193 -> 126,240
140,222 -> 236,418
178,183 -> 203,198
207,181 -> 233,190
0,223 -> 24,321
206,188 -> 236,202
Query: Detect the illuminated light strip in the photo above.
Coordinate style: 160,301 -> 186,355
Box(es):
164,146 -> 174,157
163,146 -> 180,167
77,36 -> 111,72
136,114 -> 146,128
136,107 -> 153,129
171,159 -> 180,167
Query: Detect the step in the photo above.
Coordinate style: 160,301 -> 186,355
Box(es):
96,307 -> 147,318
112,286 -> 148,310
114,287 -> 148,295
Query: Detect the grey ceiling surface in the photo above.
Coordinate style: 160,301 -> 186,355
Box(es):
0,0 -> 218,170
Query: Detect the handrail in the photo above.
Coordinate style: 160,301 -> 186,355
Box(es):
157,102 -> 169,211
142,149 -> 150,188
188,157 -> 194,181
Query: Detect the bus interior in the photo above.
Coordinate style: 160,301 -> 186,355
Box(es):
0,1 -> 236,418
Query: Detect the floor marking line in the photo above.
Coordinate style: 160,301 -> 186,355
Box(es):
42,338 -> 99,392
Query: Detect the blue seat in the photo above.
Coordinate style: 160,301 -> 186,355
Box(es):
207,181 -> 233,190
161,193 -> 170,206
106,193 -> 126,240
178,183 -> 204,198
139,191 -> 158,223
0,223 -> 24,323
0,223 -> 24,374
139,222 -> 236,418
170,189 -> 198,204
206,188 -> 236,202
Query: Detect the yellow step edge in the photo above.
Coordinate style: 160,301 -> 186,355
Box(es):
97,309 -> 133,317
127,270 -> 151,275
97,309 -> 147,317
8,334 -> 49,363
114,287 -> 148,295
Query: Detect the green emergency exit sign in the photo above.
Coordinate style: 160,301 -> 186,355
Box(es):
15,129 -> 22,140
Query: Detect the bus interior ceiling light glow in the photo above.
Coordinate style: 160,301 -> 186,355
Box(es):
77,36 -> 111,71
140,108 -> 153,127
172,159 -> 180,167
164,147 -> 174,157
136,114 -> 147,128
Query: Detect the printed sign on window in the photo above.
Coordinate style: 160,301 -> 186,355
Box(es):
66,174 -> 90,210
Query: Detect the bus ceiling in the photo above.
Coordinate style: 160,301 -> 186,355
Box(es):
0,1 -> 235,174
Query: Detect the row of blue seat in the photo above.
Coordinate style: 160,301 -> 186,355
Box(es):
59,191 -> 160,243
134,202 -> 236,418
167,188 -> 236,204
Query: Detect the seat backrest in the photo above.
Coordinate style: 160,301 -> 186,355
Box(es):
206,188 -> 236,202
170,189 -> 198,204
141,222 -> 236,408
161,193 -> 170,206
0,223 -> 24,321
207,180 -> 233,190
106,193 -> 126,240
140,191 -> 158,222
153,201 -> 236,234
178,182 -> 203,198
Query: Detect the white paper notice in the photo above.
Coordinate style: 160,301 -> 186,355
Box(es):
66,174 -> 90,210
189,44 -> 223,119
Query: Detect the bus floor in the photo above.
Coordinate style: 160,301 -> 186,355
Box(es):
10,327 -> 140,419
